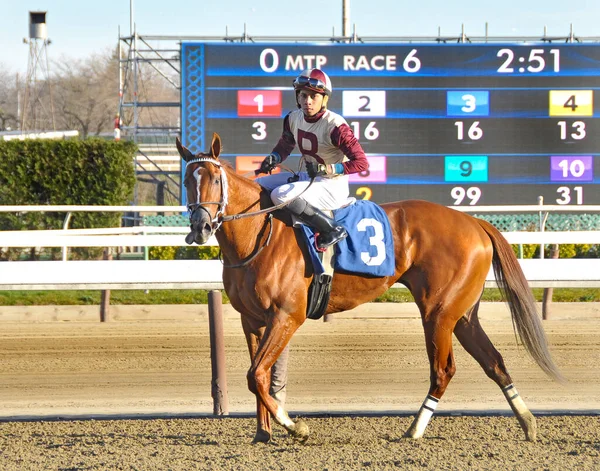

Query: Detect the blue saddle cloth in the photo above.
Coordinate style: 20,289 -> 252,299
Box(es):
300,200 -> 395,277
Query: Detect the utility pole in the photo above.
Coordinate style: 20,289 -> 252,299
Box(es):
342,0 -> 350,38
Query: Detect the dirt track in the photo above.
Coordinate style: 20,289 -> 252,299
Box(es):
0,303 -> 599,470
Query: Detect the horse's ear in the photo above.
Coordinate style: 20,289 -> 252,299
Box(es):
210,133 -> 222,159
176,137 -> 195,162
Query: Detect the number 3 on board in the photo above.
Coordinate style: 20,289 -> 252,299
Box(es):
252,122 -> 267,141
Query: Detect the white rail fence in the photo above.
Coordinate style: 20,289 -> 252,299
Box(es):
0,205 -> 599,290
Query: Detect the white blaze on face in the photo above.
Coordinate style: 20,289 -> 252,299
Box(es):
192,167 -> 202,205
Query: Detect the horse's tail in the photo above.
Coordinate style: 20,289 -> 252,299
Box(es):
476,219 -> 564,383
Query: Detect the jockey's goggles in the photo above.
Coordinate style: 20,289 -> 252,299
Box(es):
293,76 -> 329,94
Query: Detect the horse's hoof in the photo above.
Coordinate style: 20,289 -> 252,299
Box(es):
518,412 -> 537,442
252,429 -> 272,443
403,423 -> 423,439
290,419 -> 310,443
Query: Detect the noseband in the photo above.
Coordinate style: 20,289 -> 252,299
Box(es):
185,157 -> 228,234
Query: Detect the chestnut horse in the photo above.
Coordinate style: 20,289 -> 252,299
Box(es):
177,133 -> 562,444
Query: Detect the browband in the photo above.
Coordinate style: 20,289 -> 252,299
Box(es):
185,157 -> 221,167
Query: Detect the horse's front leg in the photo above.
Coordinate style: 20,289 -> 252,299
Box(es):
241,318 -> 272,442
247,312 -> 309,443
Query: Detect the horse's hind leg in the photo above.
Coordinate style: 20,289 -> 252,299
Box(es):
453,305 -> 537,441
405,314 -> 458,439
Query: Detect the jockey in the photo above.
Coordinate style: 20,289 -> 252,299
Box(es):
256,68 -> 369,250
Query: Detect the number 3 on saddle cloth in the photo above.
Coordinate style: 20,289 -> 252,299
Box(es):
299,199 -> 396,320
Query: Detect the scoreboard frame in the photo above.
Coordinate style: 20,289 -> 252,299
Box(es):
180,42 -> 600,207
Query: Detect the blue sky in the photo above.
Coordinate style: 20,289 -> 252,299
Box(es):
1,0 -> 599,74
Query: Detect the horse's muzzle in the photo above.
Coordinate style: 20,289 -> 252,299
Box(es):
186,209 -> 213,245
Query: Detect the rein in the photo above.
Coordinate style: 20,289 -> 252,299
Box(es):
185,157 -> 313,268
219,213 -> 274,268
186,157 -> 314,223
221,179 -> 314,222
222,162 -> 311,221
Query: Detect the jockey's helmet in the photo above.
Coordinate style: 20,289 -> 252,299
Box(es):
292,69 -> 332,97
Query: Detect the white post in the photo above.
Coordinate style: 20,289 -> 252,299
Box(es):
129,0 -> 134,36
61,212 -> 72,261
342,0 -> 350,38
538,196 -> 544,260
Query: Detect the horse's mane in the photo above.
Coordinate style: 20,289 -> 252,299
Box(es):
221,159 -> 270,193
220,158 -> 276,212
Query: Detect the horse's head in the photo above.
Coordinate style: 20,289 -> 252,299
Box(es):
176,133 -> 228,245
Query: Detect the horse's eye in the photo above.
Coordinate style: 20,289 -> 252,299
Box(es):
214,179 -> 220,184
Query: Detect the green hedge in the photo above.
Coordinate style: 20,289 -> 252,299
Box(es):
0,138 -> 137,260
149,245 -> 220,260
514,243 -> 598,259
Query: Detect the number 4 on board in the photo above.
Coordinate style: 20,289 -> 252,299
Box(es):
549,90 -> 593,117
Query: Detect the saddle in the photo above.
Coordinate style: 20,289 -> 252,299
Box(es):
300,199 -> 396,320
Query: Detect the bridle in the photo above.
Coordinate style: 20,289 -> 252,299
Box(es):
185,156 -> 275,269
185,157 -> 315,227
185,156 -> 228,234
184,156 -> 315,268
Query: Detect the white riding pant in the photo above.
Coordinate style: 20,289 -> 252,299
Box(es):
256,172 -> 351,210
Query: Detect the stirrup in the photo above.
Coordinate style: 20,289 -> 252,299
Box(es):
315,227 -> 347,252
314,233 -> 326,252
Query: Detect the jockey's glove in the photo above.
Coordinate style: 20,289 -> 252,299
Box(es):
306,162 -> 344,179
259,152 -> 281,174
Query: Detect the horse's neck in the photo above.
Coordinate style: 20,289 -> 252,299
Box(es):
223,167 -> 264,216
217,168 -> 270,259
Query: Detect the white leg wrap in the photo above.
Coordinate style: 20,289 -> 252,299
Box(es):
270,346 -> 289,408
275,405 -> 295,429
502,384 -> 529,416
412,395 -> 439,438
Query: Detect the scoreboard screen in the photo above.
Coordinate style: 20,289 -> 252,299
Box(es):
181,42 -> 600,206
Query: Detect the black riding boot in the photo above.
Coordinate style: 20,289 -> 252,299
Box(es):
286,199 -> 348,250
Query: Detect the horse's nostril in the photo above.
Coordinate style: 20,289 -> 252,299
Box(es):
203,223 -> 212,233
